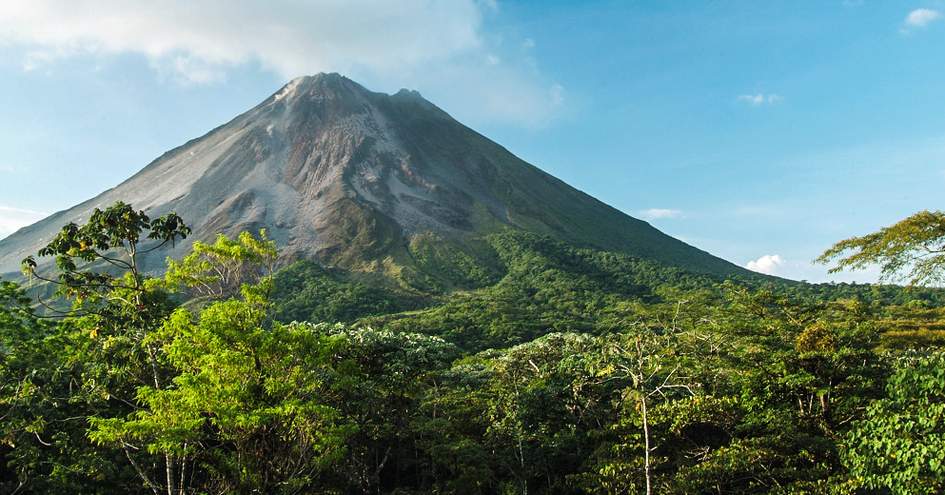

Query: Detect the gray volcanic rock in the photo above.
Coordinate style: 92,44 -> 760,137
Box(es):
0,73 -> 747,279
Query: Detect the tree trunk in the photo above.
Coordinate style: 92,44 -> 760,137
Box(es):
642,396 -> 652,495
178,453 -> 187,495
165,455 -> 175,495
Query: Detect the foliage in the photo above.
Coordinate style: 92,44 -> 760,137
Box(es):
5,204 -> 945,493
89,297 -> 354,495
164,230 -> 276,301
20,201 -> 189,313
271,260 -> 423,324
817,209 -> 945,286
406,232 -> 504,291
842,351 -> 945,494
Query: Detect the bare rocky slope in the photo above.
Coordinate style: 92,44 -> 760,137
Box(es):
0,73 -> 750,283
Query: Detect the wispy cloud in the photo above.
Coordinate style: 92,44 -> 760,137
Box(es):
638,208 -> 684,220
0,205 -> 46,238
737,93 -> 782,106
0,1 -> 483,79
745,254 -> 785,275
0,0 -> 563,126
904,8 -> 942,28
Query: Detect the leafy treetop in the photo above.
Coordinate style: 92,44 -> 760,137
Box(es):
20,201 -> 190,314
817,210 -> 945,286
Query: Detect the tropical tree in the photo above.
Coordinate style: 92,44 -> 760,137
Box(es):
817,210 -> 945,286
164,230 -> 276,302
843,352 -> 945,493
21,201 -> 189,313
89,299 -> 355,495
1,280 -> 139,494
590,329 -> 696,495
17,202 -> 190,495
319,325 -> 459,492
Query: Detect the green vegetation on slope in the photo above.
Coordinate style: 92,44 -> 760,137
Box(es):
4,203 -> 945,494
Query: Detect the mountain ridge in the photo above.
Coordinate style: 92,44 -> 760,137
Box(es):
0,73 -> 753,284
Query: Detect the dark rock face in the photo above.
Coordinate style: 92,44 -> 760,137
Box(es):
0,73 -> 746,278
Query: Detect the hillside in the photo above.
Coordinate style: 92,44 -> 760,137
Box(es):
0,73 -> 751,285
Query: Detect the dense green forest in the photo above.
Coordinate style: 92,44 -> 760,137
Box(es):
3,203 -> 945,494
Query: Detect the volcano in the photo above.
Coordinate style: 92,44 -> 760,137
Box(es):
0,73 -> 748,282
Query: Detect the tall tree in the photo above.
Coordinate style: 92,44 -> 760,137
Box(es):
163,230 -> 276,302
20,202 -> 190,495
89,309 -> 355,495
817,210 -> 945,286
843,352 -> 945,494
593,329 -> 696,495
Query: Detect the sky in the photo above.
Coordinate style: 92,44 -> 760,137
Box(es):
1,0 -> 944,283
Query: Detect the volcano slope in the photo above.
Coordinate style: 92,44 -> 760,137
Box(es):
0,73 -> 752,293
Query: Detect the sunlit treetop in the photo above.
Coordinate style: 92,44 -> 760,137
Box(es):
817,210 -> 945,287
20,201 -> 190,313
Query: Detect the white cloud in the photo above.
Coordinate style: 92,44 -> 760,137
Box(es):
737,93 -> 782,106
904,8 -> 942,28
0,1 -> 482,78
0,206 -> 46,238
639,208 -> 684,220
156,55 -> 228,85
0,0 -> 562,126
746,254 -> 786,275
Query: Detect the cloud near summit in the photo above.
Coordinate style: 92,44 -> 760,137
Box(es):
0,0 -> 562,126
745,254 -> 785,275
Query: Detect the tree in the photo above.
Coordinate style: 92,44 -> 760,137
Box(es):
817,210 -> 945,286
592,329 -> 696,495
21,201 -> 189,314
842,352 -> 945,494
164,230 -> 276,302
54,222 -> 346,495
318,325 -> 459,492
18,202 -> 190,495
0,300 -> 143,494
0,280 -> 96,494
483,333 -> 604,495
89,301 -> 355,495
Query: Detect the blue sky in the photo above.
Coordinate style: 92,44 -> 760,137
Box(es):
1,1 -> 944,282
